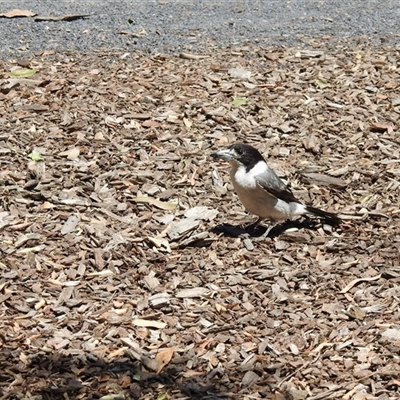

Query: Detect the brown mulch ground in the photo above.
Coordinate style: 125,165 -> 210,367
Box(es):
1,42 -> 400,400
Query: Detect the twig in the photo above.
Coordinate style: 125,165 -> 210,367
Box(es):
277,353 -> 320,388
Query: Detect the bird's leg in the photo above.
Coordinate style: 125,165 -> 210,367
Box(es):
245,216 -> 263,231
252,223 -> 275,240
263,224 -> 274,237
242,217 -> 276,239
238,217 -> 262,240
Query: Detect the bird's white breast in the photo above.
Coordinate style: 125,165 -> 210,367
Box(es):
231,161 -> 268,188
229,160 -> 306,221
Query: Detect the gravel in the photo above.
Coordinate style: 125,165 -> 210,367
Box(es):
1,0 -> 400,60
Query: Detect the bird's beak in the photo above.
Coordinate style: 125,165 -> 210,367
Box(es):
211,148 -> 234,161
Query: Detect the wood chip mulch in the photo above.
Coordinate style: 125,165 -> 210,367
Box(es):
0,43 -> 400,400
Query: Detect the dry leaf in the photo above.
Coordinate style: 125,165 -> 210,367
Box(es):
120,375 -> 131,389
16,245 -> 45,254
264,52 -> 280,61
176,287 -> 209,298
99,374 -> 111,382
381,328 -> 400,341
0,9 -> 36,18
369,122 -> 395,132
34,299 -> 46,310
183,117 -> 193,128
346,305 -> 366,320
146,237 -> 171,252
87,270 -> 114,277
98,395 -> 125,400
132,196 -> 178,211
303,134 -> 320,152
132,319 -> 167,329
228,67 -> 251,80
142,120 -> 160,128
241,371 -> 259,387
60,215 -> 80,235
179,53 -> 209,60
9,68 -> 37,78
155,347 -> 174,373
316,79 -> 329,89
167,217 -> 200,240
129,113 -> 152,120
184,206 -> 218,221
301,172 -> 347,189
59,147 -> 80,160
34,14 -> 89,22
340,274 -> 381,294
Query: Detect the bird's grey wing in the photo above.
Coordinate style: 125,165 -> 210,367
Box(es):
255,170 -> 300,203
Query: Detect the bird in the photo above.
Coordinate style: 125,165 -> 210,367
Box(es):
211,143 -> 340,236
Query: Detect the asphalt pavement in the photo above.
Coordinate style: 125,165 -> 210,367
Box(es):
0,0 -> 399,60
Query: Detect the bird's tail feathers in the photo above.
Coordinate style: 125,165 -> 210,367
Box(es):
305,206 -> 341,226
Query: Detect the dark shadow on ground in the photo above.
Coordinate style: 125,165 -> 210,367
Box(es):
212,217 -> 323,239
0,349 -> 232,400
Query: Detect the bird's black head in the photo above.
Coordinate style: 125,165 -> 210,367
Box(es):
211,143 -> 266,171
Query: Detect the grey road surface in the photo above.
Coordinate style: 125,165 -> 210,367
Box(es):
0,0 -> 399,60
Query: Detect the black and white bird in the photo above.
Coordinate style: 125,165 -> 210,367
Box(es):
211,143 -> 340,235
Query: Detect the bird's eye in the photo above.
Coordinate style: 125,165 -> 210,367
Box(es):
236,149 -> 243,155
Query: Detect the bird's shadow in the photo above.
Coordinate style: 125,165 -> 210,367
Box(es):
212,217 -> 321,239
22,351 -> 230,400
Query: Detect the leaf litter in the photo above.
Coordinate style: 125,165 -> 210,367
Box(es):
0,42 -> 400,399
